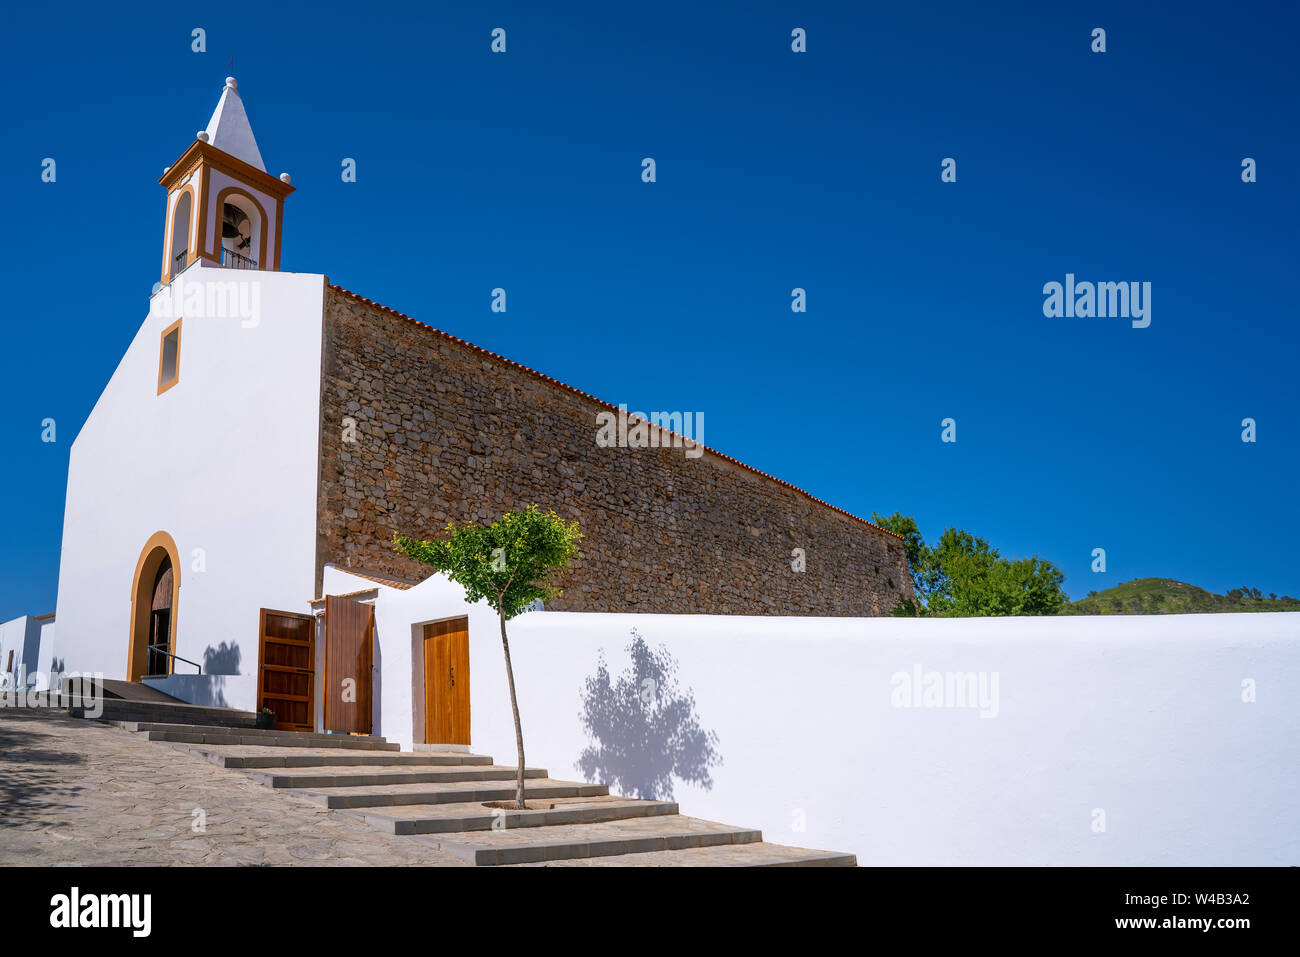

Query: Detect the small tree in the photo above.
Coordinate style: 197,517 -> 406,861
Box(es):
393,505 -> 581,809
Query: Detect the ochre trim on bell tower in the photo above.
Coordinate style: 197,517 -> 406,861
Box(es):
159,141 -> 294,282
158,79 -> 294,284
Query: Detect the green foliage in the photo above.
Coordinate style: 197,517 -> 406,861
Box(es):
889,596 -> 923,617
871,512 -> 934,606
393,504 -> 582,620
872,513 -> 1067,617
1065,578 -> 1300,616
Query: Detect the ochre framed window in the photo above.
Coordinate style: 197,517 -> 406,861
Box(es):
157,318 -> 182,395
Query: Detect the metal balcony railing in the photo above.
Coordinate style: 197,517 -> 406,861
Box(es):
220,246 -> 258,270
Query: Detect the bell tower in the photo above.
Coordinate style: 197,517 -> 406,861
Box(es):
158,77 -> 295,283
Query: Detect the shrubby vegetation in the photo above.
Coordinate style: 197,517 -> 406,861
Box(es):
1066,579 -> 1300,616
870,514 -> 1296,618
872,512 -> 1067,617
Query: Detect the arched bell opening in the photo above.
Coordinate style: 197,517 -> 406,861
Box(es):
218,191 -> 263,270
169,190 -> 193,278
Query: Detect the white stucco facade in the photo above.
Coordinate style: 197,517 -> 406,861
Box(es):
51,265 -> 327,709
0,614 -> 55,689
319,568 -> 1300,866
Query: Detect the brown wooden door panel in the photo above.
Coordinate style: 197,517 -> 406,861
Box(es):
324,596 -> 374,734
423,617 -> 470,745
425,629 -> 448,743
257,609 -> 315,732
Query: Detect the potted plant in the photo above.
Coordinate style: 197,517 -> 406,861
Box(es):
255,707 -> 277,730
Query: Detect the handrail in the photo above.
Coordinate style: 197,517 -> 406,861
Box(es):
147,645 -> 202,675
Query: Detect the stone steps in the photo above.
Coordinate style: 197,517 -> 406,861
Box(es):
409,814 -> 764,866
342,795 -> 680,835
142,729 -> 399,750
133,730 -> 857,866
69,699 -> 258,728
174,747 -> 494,770
90,678 -> 187,703
243,764 -> 549,789
287,777 -> 611,809
506,843 -> 859,867
119,721 -> 396,746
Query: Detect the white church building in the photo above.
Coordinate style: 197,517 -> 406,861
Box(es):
50,76 -> 914,745
44,79 -> 1298,866
53,78 -> 481,744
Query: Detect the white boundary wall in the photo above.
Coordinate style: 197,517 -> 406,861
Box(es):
0,616 -> 56,689
337,563 -> 1299,867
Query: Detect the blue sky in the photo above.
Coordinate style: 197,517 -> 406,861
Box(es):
1,0 -> 1296,619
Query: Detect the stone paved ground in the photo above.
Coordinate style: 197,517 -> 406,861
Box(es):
0,709 -> 468,866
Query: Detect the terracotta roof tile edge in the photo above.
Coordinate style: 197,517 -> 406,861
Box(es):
310,588 -> 380,605
327,283 -> 904,543
323,563 -> 418,590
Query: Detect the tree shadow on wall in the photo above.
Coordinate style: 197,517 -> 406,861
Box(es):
204,642 -> 240,675
576,628 -> 722,801
168,642 -> 242,708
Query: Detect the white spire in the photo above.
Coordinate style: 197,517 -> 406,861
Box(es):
203,77 -> 266,171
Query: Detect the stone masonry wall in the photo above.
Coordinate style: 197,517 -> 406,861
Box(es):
315,286 -> 913,616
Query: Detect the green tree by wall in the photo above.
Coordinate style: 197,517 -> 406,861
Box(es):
872,512 -> 1066,617
394,505 -> 581,808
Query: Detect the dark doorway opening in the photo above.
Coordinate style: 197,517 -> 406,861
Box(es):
147,557 -> 174,676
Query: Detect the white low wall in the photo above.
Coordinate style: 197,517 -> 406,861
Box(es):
0,616 -> 55,689
143,673 -> 258,712
329,564 -> 1299,865
473,610 -> 1299,866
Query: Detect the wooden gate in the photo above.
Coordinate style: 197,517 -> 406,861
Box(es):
423,617 -> 470,745
324,595 -> 375,734
256,609 -> 315,732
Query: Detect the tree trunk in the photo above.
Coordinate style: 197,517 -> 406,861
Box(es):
499,611 -> 527,809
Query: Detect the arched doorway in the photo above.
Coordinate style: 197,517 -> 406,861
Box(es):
149,557 -> 174,676
128,532 -> 181,681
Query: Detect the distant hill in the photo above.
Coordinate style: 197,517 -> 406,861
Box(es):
1066,578 -> 1300,615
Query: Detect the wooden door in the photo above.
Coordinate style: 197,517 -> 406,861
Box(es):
324,595 -> 374,734
423,617 -> 470,745
257,609 -> 315,732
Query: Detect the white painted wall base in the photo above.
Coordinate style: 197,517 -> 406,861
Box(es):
143,673 -> 258,712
